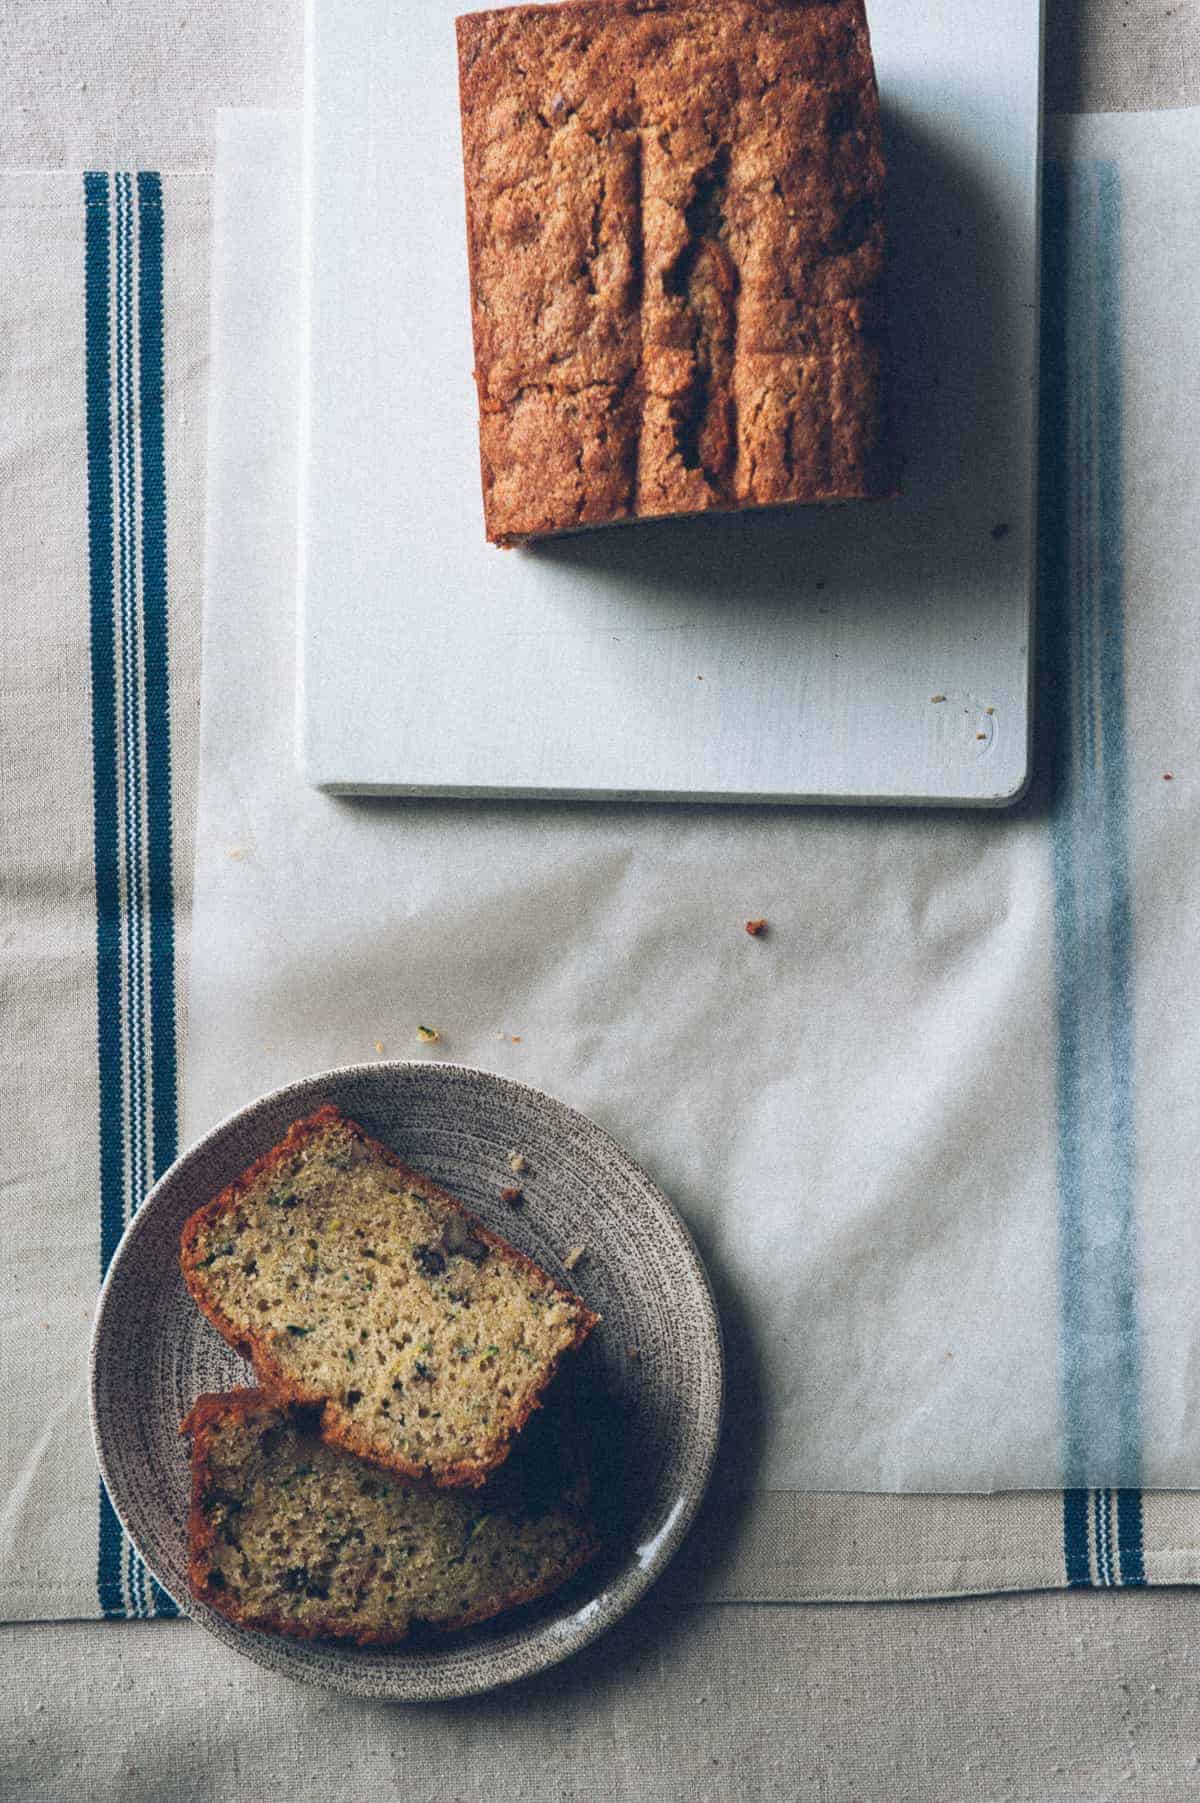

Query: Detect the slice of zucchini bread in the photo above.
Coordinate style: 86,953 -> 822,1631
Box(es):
180,1105 -> 598,1487
182,1389 -> 598,1643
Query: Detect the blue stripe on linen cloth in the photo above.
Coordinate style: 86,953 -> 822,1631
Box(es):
1061,1488 -> 1145,1590
1042,158 -> 1145,1588
84,171 -> 180,1621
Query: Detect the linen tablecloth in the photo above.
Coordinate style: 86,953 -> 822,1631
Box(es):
5,3 -> 1200,1801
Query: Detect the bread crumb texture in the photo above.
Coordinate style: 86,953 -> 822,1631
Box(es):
180,1106 -> 597,1487
457,0 -> 893,543
182,1390 -> 597,1644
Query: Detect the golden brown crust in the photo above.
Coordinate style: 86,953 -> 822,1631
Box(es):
456,0 -> 895,545
181,1387 -> 272,1632
181,1389 -> 598,1646
180,1105 -> 598,1488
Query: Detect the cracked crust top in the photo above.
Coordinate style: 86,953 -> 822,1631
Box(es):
456,0 -> 893,544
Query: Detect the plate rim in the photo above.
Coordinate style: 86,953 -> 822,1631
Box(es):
89,1058 -> 725,1699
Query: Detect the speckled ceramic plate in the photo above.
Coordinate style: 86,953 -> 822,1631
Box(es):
90,1062 -> 723,1699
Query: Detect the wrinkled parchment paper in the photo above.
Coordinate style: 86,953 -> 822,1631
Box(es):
186,109 -> 1200,1492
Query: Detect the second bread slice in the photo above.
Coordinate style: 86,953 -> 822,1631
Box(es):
182,1389 -> 598,1643
180,1104 -> 598,1487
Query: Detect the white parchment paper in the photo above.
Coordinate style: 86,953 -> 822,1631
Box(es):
187,108 -> 1200,1492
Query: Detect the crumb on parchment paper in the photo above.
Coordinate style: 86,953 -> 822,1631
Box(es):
374,1040 -> 386,1055
930,694 -> 947,704
416,1025 -> 439,1043
745,918 -> 768,937
564,1245 -> 587,1273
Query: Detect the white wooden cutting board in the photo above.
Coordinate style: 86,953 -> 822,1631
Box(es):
299,0 -> 1042,804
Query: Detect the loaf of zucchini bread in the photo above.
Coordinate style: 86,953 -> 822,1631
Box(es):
180,1105 -> 598,1488
456,0 -> 894,543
